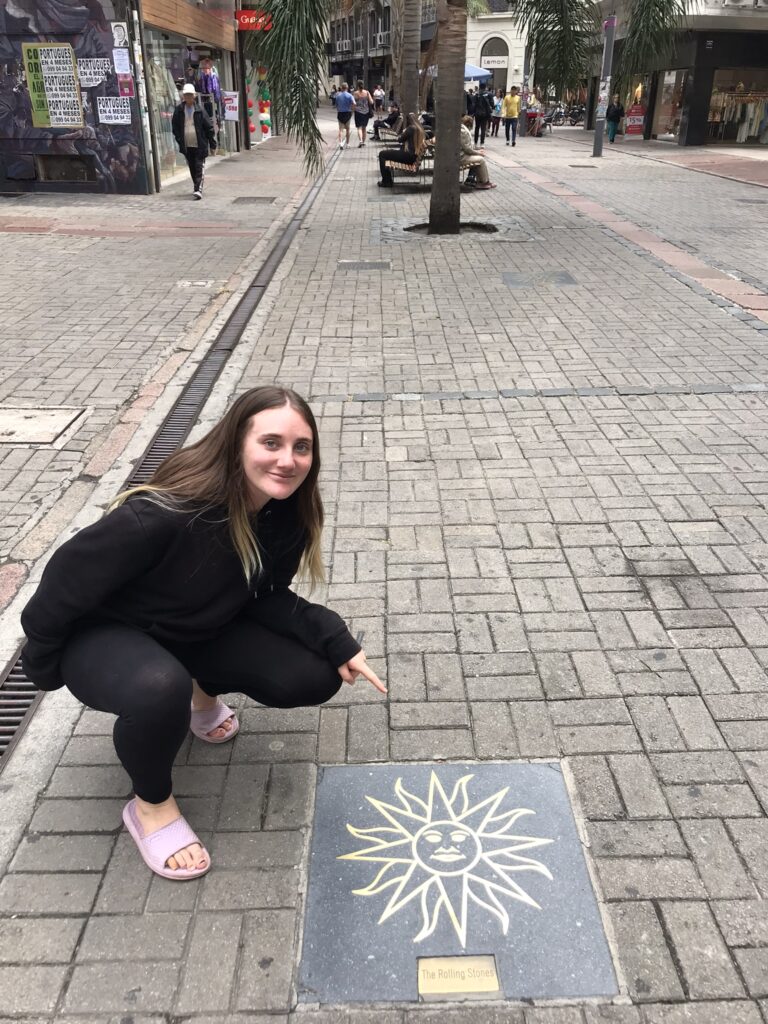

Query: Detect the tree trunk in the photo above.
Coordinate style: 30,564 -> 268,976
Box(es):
400,0 -> 422,115
428,0 -> 467,234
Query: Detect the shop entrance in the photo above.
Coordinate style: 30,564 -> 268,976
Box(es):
652,68 -> 687,141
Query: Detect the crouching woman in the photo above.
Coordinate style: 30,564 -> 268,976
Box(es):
21,386 -> 385,881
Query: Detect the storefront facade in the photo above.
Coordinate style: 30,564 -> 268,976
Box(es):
594,9 -> 768,147
0,0 -> 246,194
0,0 -> 150,193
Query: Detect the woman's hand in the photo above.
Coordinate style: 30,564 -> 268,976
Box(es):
337,651 -> 387,694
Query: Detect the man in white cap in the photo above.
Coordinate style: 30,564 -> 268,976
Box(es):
171,83 -> 217,199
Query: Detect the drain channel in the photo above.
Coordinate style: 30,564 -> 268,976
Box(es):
0,150 -> 340,771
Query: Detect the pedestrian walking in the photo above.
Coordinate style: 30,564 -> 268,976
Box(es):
490,89 -> 503,137
378,112 -> 425,188
373,84 -> 385,112
330,84 -> 337,107
21,386 -> 386,881
171,83 -> 216,199
465,87 -> 476,119
606,94 -> 625,143
474,84 -> 492,145
502,85 -> 521,146
353,80 -> 375,147
335,81 -> 355,148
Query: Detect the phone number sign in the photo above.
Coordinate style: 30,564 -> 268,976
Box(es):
22,42 -> 84,128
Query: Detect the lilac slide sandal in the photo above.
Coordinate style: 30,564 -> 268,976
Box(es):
190,699 -> 240,744
122,798 -> 210,880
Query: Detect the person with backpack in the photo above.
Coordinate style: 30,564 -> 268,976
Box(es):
473,84 -> 492,145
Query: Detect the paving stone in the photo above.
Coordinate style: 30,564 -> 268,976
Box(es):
264,762 -> 316,829
0,965 -> 69,1015
608,754 -> 670,818
596,857 -> 704,900
470,701 -> 518,756
209,830 -> 304,869
390,701 -> 469,728
734,948 -> 768,998
9,834 -> 113,873
0,872 -> 100,915
347,704 -> 389,761
235,909 -> 296,1011
680,819 -> 756,898
45,765 -> 131,799
390,727 -> 474,760
568,755 -> 624,819
28,798 -> 124,833
176,911 -> 242,1013
318,706 -> 348,762
217,764 -> 270,830
0,917 -> 83,963
94,832 -> 152,913
77,912 -> 189,962
659,900 -> 744,998
587,821 -> 685,857
607,901 -> 684,1001
665,783 -> 763,818
727,820 -> 768,896
63,962 -> 180,1013
509,700 -> 559,756
666,696 -> 727,750
641,1001 -> 762,1023
199,867 -> 298,910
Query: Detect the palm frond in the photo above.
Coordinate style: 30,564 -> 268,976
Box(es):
511,0 -> 600,98
617,0 -> 690,87
244,0 -> 331,175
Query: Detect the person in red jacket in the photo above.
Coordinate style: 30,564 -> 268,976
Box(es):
21,386 -> 385,881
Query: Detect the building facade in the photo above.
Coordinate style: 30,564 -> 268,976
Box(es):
466,0 -> 526,95
596,1 -> 768,146
0,0 -> 245,195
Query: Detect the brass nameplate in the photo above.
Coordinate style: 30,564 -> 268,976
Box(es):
417,955 -> 501,1000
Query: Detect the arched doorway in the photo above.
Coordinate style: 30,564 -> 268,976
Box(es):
480,37 -> 509,95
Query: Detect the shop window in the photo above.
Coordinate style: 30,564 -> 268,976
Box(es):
480,36 -> 509,95
652,69 -> 687,140
708,68 -> 768,144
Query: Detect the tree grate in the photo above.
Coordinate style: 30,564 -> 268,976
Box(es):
0,148 -> 342,773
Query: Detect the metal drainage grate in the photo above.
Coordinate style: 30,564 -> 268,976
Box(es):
0,660 -> 41,761
569,164 -> 597,169
735,198 -> 768,205
0,147 -> 342,771
232,196 -> 277,204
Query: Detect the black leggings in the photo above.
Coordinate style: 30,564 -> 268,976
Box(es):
379,147 -> 415,185
60,620 -> 342,803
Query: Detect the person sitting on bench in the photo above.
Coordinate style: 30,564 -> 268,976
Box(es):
378,112 -> 425,188
459,115 -> 496,190
371,102 -> 401,141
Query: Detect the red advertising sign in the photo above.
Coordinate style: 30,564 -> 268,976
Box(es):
625,104 -> 646,136
236,9 -> 272,30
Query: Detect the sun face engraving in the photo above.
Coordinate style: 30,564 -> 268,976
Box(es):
339,772 -> 554,947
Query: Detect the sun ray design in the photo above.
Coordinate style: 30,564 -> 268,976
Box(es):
339,771 -> 554,947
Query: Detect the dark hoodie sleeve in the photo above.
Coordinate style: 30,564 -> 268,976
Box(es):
20,501 -> 171,690
246,532 -> 362,668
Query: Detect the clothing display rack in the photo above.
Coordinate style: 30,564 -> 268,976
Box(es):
708,91 -> 768,144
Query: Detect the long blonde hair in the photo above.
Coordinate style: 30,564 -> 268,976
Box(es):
112,386 -> 324,586
406,112 -> 426,155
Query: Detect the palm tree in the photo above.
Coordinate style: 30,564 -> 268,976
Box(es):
427,0 -> 467,234
511,0 -> 600,102
398,0 -> 422,115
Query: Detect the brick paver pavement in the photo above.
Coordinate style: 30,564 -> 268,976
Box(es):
1,115 -> 767,1022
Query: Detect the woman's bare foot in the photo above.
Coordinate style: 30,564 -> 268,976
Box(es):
134,794 -> 208,872
191,678 -> 236,740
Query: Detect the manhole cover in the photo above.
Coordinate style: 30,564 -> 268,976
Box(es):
0,407 -> 85,445
232,196 -> 276,204
337,260 -> 391,270
300,762 -> 617,1003
503,270 -> 576,286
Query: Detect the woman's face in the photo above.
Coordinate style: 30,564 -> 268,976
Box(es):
241,403 -> 314,510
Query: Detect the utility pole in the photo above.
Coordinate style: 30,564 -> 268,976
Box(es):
592,14 -> 616,158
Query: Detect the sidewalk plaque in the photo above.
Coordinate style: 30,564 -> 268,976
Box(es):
299,762 -> 617,1003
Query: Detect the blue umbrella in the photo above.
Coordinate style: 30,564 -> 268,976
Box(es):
464,63 -> 493,81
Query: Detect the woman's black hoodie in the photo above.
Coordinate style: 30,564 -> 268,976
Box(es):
21,495 -> 360,691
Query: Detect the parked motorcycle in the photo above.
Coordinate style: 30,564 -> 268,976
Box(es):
567,103 -> 586,126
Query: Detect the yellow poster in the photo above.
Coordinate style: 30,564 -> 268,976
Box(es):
22,43 -> 84,129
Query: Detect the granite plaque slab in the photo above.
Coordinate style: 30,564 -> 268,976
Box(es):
299,762 -> 618,1004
